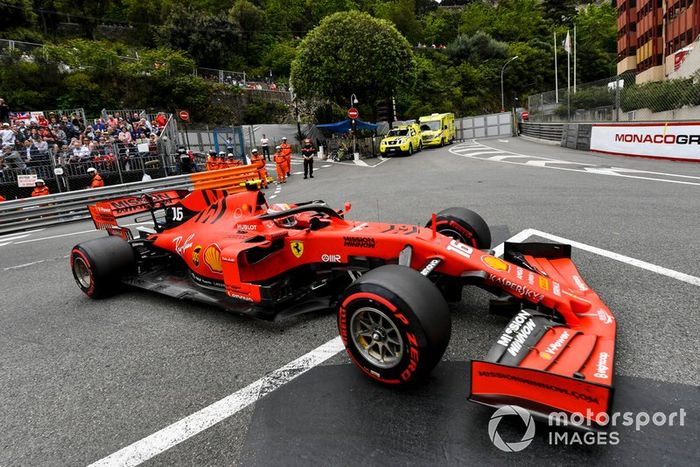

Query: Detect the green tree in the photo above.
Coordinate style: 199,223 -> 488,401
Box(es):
54,0 -> 114,38
158,5 -> 239,68
0,0 -> 37,35
290,11 -> 416,118
374,0 -> 423,44
447,32 -> 508,63
542,0 -> 576,26
575,3 -> 618,82
421,8 -> 461,46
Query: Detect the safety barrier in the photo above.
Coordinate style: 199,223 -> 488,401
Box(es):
520,123 -> 564,143
0,163 -> 265,235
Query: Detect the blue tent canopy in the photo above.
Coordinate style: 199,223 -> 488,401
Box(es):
316,118 -> 378,133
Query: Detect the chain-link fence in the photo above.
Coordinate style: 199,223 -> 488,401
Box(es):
528,71 -> 700,122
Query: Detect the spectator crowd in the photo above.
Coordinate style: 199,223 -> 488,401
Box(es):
0,102 -> 171,185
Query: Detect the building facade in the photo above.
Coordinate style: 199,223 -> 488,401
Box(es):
617,0 -> 700,83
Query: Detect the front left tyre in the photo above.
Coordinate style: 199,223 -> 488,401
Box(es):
71,236 -> 136,298
338,265 -> 451,385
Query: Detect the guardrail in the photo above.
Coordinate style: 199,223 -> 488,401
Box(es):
0,163 -> 265,235
520,123 -> 564,142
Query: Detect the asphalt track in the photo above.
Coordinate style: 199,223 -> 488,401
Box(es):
1,137 -> 699,466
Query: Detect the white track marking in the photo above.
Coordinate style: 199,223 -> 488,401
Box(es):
14,229 -> 97,244
353,159 -> 369,167
0,228 -> 44,240
0,234 -> 30,242
528,229 -> 700,287
450,142 -> 700,186
3,259 -> 47,271
89,230 -> 532,466
88,337 -> 346,467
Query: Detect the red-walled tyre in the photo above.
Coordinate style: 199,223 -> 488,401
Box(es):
338,265 -> 451,385
70,236 -> 136,298
426,207 -> 491,250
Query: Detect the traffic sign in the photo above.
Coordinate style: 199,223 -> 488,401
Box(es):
347,107 -> 359,119
179,110 -> 190,121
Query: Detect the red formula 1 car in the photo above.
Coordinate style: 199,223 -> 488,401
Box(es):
71,186 -> 616,426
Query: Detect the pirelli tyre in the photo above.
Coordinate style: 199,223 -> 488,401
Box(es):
338,265 -> 451,385
70,236 -> 136,298
427,207 -> 491,250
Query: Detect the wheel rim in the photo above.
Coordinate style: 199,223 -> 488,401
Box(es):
73,256 -> 92,289
350,306 -> 404,369
439,226 -> 475,245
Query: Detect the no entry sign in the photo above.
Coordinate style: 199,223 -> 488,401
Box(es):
179,110 -> 190,121
347,107 -> 359,119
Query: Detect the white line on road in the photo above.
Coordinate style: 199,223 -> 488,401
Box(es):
528,229 -> 700,287
14,229 -> 97,244
88,337 -> 346,467
0,229 -> 44,241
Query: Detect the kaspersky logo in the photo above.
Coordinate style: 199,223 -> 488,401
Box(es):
488,405 -> 536,452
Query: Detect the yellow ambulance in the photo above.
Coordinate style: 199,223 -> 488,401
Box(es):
418,113 -> 456,147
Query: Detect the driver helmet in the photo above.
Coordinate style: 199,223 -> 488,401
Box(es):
35,179 -> 45,186
266,203 -> 297,227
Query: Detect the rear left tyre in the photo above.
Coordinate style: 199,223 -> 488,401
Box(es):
338,265 -> 451,385
71,236 -> 136,298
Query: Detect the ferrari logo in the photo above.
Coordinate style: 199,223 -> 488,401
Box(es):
290,240 -> 304,258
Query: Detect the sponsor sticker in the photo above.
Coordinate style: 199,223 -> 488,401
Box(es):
489,274 -> 544,302
290,240 -> 304,258
482,256 -> 510,272
542,330 -> 571,358
173,233 -> 195,256
552,281 -> 561,296
204,244 -> 223,273
192,245 -> 202,267
594,352 -> 610,379
343,236 -> 376,248
596,309 -> 614,325
539,276 -> 550,291
321,254 -> 341,263
572,274 -> 589,292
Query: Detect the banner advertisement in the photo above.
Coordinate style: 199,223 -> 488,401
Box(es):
590,123 -> 700,161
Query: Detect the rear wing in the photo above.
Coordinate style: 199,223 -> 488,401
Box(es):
87,162 -> 267,234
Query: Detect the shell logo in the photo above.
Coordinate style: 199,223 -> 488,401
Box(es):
539,351 -> 552,360
204,244 -> 223,273
482,256 -> 510,272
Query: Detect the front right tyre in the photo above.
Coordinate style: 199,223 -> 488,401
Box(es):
338,265 -> 451,385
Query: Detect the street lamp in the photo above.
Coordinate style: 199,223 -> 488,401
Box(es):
350,93 -> 359,107
501,56 -> 519,112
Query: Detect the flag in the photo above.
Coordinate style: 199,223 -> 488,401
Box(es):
564,31 -> 571,54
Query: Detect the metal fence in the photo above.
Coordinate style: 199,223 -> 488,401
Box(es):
528,71 -> 700,123
0,143 -> 181,201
